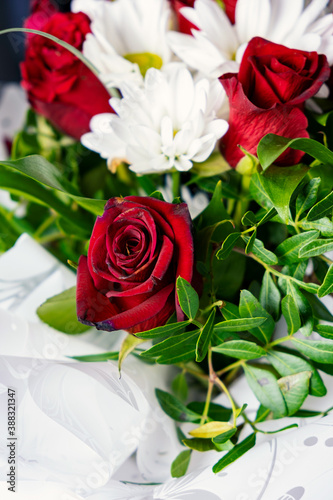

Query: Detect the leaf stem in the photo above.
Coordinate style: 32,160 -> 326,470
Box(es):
34,214 -> 57,240
214,375 -> 238,427
216,359 -> 243,376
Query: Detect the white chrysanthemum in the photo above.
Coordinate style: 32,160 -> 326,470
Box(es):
167,0 -> 333,78
72,0 -> 173,88
81,64 -> 228,174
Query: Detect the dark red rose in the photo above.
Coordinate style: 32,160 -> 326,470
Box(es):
25,0 -> 58,32
220,37 -> 330,167
21,11 -> 112,140
76,197 -> 195,334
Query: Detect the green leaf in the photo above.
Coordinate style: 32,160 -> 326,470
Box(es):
213,250 -> 246,301
187,402 -> 232,423
314,323 -> 333,339
299,218 -> 333,237
212,433 -> 256,473
281,294 -> 301,335
241,211 -> 257,226
171,450 -> 191,478
0,164 -> 93,234
257,207 -> 278,226
318,264 -> 333,297
307,191 -> 333,221
142,329 -> 199,364
212,340 -> 266,359
214,317 -> 267,333
244,364 -> 287,417
70,351 -> 119,362
118,335 -> 145,372
298,238 -> 333,259
221,301 -> 241,320
182,438 -> 216,452
303,291 -> 333,322
257,134 -> 333,170
136,320 -> 190,339
216,232 -> 241,260
249,173 -> 274,211
292,338 -> 333,364
267,350 -> 326,397
275,230 -> 319,264
0,155 -> 106,216
37,287 -> 90,334
244,229 -> 257,254
277,371 -> 311,416
235,403 -> 248,418
259,271 -> 281,321
250,164 -> 309,223
155,389 -> 201,423
212,428 -> 237,444
296,178 -> 321,218
293,409 -> 323,418
242,236 -> 278,265
196,308 -> 216,362
189,421 -> 234,439
176,277 -> 199,320
172,372 -> 188,402
279,281 -> 314,337
195,180 -> 230,230
239,290 -> 275,344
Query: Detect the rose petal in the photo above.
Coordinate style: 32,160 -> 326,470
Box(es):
97,283 -> 175,333
76,255 -> 119,328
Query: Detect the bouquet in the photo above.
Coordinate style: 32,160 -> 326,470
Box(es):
1,0 -> 333,493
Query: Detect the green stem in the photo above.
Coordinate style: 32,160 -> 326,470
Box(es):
34,214 -> 57,240
266,335 -> 291,349
216,359 -> 243,377
320,254 -> 333,265
38,232 -> 65,245
233,174 -> 251,228
172,171 -> 181,199
214,376 -> 238,427
179,364 -> 209,381
200,380 -> 214,425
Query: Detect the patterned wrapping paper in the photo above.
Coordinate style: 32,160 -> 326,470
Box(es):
0,234 -> 333,500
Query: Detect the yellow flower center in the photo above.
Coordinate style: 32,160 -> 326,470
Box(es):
123,52 -> 163,77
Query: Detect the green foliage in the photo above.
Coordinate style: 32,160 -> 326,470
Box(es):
5,107 -> 333,477
37,287 -> 90,334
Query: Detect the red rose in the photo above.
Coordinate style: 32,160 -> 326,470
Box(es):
25,0 -> 58,32
220,37 -> 330,167
76,197 -> 195,334
21,12 -> 112,141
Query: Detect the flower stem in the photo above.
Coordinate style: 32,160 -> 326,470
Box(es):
172,171 -> 181,199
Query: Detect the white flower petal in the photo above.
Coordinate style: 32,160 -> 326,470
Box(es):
236,0 -> 271,43
267,0 -> 304,42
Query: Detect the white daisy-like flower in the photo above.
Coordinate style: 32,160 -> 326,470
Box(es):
71,0 -> 174,88
167,0 -> 333,79
81,63 -> 228,174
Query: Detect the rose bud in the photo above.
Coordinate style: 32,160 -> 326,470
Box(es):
21,11 -> 112,141
219,37 -> 330,167
170,0 -> 197,35
76,196 -> 195,334
223,0 -> 237,24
